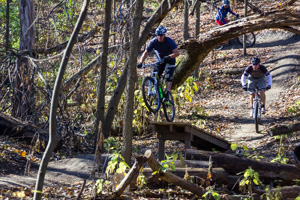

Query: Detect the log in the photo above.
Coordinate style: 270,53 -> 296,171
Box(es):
130,167 -> 238,190
0,112 -> 48,143
112,154 -> 148,198
267,123 -> 300,136
186,149 -> 300,185
144,149 -> 206,197
255,186 -> 300,200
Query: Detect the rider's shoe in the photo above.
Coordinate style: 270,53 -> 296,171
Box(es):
154,98 -> 158,105
249,109 -> 253,117
261,106 -> 266,114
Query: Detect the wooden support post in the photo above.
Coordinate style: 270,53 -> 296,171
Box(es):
159,139 -> 165,161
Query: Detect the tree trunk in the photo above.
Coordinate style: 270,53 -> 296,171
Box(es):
15,0 -> 36,121
183,0 -> 189,41
267,123 -> 300,136
194,0 -> 200,39
5,0 -> 10,51
186,149 -> 300,185
122,0 -> 143,165
193,0 -> 200,79
94,0 -> 112,150
33,1 -> 89,199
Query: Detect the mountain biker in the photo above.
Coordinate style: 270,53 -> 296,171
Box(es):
137,26 -> 180,100
215,0 -> 239,25
241,57 -> 272,116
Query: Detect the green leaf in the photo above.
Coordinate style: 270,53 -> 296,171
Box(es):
253,178 -> 259,185
170,165 -> 176,171
231,143 -> 238,151
242,145 -> 249,151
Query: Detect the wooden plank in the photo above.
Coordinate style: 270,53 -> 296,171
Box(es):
185,125 -> 229,150
152,122 -> 230,160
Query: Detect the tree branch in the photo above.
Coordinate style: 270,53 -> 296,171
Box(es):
172,8 -> 300,88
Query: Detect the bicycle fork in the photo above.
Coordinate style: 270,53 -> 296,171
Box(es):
252,97 -> 261,119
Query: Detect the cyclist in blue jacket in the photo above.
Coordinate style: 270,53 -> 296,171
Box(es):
241,57 -> 272,116
137,26 -> 180,95
215,0 -> 239,25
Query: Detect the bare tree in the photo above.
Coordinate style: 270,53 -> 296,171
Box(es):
14,0 -> 36,120
33,1 -> 90,199
183,0 -> 189,41
94,0 -> 112,150
122,0 -> 144,165
5,0 -> 10,51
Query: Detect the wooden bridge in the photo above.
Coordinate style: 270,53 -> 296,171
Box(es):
151,122 -> 230,160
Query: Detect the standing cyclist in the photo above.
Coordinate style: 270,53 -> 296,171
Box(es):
137,26 -> 179,100
241,57 -> 272,116
215,0 -> 239,25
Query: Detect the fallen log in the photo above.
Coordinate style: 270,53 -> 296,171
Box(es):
144,149 -> 206,197
112,154 -> 148,198
130,167 -> 238,190
267,122 -> 300,136
0,112 -> 48,143
256,186 -> 300,200
186,149 -> 300,185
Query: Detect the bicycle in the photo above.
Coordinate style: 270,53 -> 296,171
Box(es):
141,61 -> 175,122
252,87 -> 261,133
215,18 -> 256,50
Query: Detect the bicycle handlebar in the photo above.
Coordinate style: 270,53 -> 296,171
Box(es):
142,61 -> 161,69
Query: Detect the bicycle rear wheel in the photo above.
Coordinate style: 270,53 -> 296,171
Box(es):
142,77 -> 160,113
215,43 -> 224,51
254,102 -> 259,133
162,91 -> 175,122
237,32 -> 256,47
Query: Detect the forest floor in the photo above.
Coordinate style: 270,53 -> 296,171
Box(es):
1,29 -> 300,200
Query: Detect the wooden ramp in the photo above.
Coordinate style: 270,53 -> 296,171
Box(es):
151,122 -> 230,160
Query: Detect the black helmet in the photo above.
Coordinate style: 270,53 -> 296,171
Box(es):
251,57 -> 260,65
155,26 -> 167,36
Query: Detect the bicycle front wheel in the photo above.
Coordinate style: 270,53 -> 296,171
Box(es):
254,102 -> 259,133
162,91 -> 175,122
142,77 -> 160,113
237,32 -> 256,47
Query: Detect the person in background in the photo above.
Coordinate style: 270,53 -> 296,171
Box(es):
241,57 -> 272,116
215,0 -> 239,25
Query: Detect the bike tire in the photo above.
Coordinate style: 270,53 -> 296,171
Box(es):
237,32 -> 256,47
142,77 -> 160,113
215,43 -> 224,51
162,91 -> 175,122
254,102 -> 259,133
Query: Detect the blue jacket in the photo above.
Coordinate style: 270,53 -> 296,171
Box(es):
215,5 -> 236,24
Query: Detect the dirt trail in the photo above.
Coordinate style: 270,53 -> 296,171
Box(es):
225,31 -> 300,147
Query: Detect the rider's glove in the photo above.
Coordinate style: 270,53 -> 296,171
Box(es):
137,63 -> 143,68
236,14 -> 239,18
266,85 -> 271,90
160,56 -> 171,64
242,85 -> 247,91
